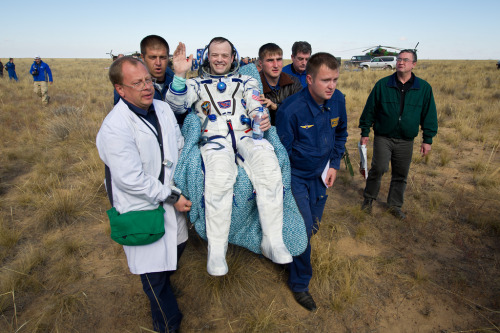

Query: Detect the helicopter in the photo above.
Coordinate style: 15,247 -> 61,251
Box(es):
343,43 -> 419,69
362,42 -> 419,57
106,49 -> 141,61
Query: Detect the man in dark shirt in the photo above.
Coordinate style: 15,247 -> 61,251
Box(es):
258,43 -> 302,125
359,49 -> 438,219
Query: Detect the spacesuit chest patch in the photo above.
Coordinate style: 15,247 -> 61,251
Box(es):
217,100 -> 231,109
201,101 -> 211,115
331,117 -> 339,128
241,99 -> 246,109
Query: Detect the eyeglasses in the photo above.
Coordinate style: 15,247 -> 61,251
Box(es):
396,58 -> 414,63
122,78 -> 156,91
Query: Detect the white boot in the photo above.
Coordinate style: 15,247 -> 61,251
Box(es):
207,242 -> 228,276
260,222 -> 292,264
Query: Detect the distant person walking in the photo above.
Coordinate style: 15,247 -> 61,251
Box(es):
5,58 -> 18,81
0,59 -> 3,77
359,49 -> 438,219
30,56 -> 53,104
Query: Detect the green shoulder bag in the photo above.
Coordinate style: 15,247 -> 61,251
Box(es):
107,206 -> 165,246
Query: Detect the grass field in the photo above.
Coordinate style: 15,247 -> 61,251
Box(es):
0,58 -> 499,332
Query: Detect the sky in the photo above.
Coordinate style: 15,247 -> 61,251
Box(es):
1,0 -> 498,60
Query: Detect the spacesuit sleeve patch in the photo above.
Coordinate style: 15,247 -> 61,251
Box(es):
201,101 -> 211,115
331,117 -> 339,127
217,100 -> 231,109
251,90 -> 260,101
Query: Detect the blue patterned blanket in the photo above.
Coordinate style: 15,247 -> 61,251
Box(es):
173,113 -> 307,256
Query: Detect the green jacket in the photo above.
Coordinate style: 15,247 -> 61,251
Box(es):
359,73 -> 438,144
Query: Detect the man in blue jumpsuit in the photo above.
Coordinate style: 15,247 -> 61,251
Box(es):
5,58 -> 18,81
281,41 -> 312,88
276,52 -> 348,311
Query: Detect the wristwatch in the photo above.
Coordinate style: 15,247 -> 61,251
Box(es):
165,185 -> 181,204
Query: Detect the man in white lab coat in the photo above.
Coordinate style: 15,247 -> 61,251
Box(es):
96,56 -> 191,333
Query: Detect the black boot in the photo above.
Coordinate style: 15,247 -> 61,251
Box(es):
293,291 -> 317,311
361,198 -> 373,214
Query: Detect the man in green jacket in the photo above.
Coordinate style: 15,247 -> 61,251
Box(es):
358,49 -> 437,219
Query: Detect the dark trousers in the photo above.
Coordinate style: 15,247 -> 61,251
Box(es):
140,241 -> 186,333
288,175 -> 328,292
363,136 -> 414,208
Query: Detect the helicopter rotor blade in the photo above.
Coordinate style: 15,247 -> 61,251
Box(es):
362,45 -> 379,52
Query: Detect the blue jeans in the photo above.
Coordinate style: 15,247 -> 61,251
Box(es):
140,241 -> 186,332
288,175 -> 327,292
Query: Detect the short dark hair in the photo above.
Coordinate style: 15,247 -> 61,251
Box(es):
207,37 -> 236,57
306,52 -> 339,78
258,43 -> 282,60
291,41 -> 312,56
109,56 -> 143,86
399,49 -> 417,62
140,35 -> 169,56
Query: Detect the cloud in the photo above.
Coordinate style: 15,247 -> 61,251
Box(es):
399,36 -> 407,41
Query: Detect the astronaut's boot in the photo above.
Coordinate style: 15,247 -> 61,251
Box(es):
207,241 -> 228,276
260,219 -> 293,264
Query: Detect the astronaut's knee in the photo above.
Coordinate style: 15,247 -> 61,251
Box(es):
204,156 -> 237,190
250,151 -> 280,176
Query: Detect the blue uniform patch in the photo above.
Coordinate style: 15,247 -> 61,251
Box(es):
241,99 -> 247,109
331,117 -> 339,127
218,100 -> 231,109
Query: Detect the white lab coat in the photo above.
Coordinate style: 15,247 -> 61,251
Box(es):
96,99 -> 187,274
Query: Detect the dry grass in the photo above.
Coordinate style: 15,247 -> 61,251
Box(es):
0,59 -> 499,332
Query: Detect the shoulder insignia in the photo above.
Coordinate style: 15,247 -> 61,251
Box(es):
201,101 -> 211,115
331,117 -> 339,127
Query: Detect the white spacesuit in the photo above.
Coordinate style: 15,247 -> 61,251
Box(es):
167,68 -> 292,276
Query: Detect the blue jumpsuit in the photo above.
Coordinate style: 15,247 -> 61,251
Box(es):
5,61 -> 18,81
276,87 -> 348,292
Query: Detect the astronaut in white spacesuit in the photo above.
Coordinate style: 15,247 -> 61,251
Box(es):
167,37 -> 292,276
